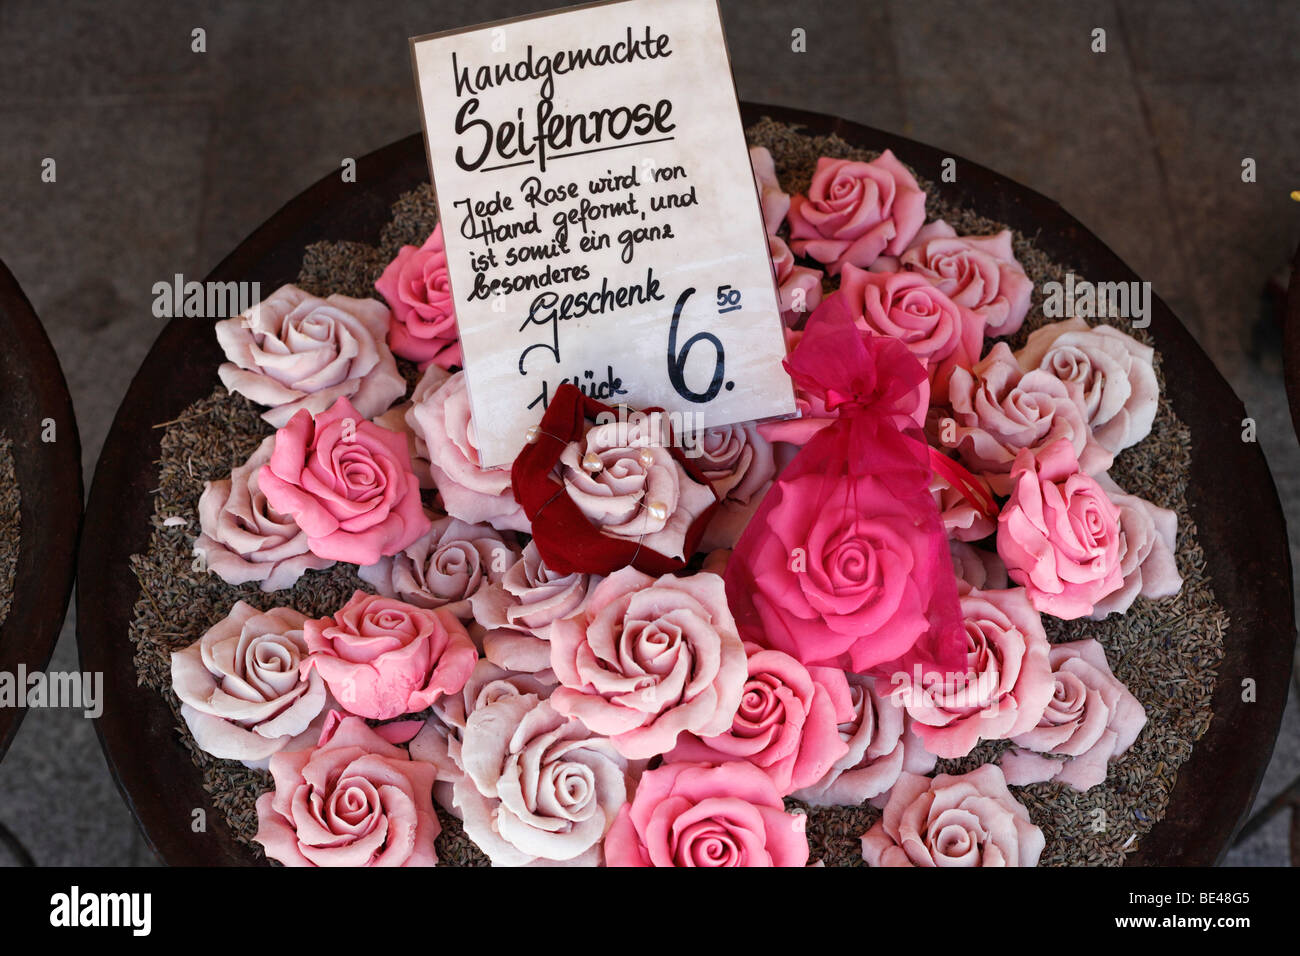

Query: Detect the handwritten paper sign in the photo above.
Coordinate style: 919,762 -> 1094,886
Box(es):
410,0 -> 795,467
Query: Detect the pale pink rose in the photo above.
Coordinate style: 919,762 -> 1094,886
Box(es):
861,764 -> 1044,867
407,370 -> 528,533
558,413 -> 716,561
455,692 -> 630,866
889,587 -> 1054,759
1088,474 -> 1181,618
215,283 -> 405,429
371,363 -> 450,490
470,541 -> 597,673
258,396 -> 431,566
664,644 -> 852,796
769,233 -> 823,326
750,146 -> 790,235
194,436 -> 335,592
254,713 -> 440,867
171,602 -> 327,767
873,220 -> 1033,338
374,223 -> 463,370
695,422 -> 778,551
303,590 -> 477,721
1000,639 -> 1147,791
945,342 -> 1113,495
998,441 -> 1125,619
357,513 -> 520,622
409,659 -> 557,814
548,568 -> 747,760
605,762 -> 810,867
949,541 -> 1009,594
1015,318 -> 1159,454
788,151 -> 926,275
791,672 -> 935,807
931,467 -> 996,542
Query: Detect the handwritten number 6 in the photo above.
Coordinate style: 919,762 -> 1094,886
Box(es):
667,287 -> 725,404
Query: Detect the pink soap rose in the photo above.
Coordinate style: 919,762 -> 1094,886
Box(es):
1000,639 -> 1147,791
194,436 -> 335,591
836,265 -> 983,400
374,223 -> 463,370
371,362 -> 449,490
791,672 -> 935,807
948,541 -> 1009,594
664,643 -> 852,796
258,396 -> 431,565
605,762 -> 810,867
547,567 -> 747,760
1016,318 -> 1159,454
215,283 -> 405,429
409,659 -> 557,813
769,234 -> 823,327
171,602 -> 327,767
931,465 -> 996,543
695,422 -> 778,551
1088,474 -> 1182,618
357,513 -> 520,622
861,764 -> 1044,867
407,370 -> 528,533
455,692 -> 630,866
788,151 -> 926,275
303,590 -> 476,721
945,342 -> 1112,495
997,440 -> 1125,619
873,220 -> 1033,338
254,713 -> 440,867
558,412 -> 717,562
470,541 -> 597,673
750,146 -> 791,235
889,586 -> 1054,759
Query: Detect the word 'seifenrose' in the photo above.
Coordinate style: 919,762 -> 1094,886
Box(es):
861,764 -> 1044,867
547,568 -> 747,760
374,223 -> 462,370
255,713 -> 440,867
604,762 -> 810,867
259,396 -> 431,565
303,590 -> 476,721
216,283 -> 405,428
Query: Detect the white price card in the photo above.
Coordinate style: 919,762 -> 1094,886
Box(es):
411,0 -> 796,467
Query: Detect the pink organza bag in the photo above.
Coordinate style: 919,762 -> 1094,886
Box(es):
724,294 -> 966,677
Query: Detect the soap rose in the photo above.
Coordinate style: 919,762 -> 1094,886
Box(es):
254,713 -> 440,867
558,412 -> 717,562
604,761 -> 809,867
998,441 -> 1124,618
945,342 -> 1112,494
258,396 -> 431,565
861,764 -> 1044,867
931,466 -> 996,543
303,590 -> 476,721
171,601 -> 326,766
792,672 -> 935,807
357,513 -> 520,622
890,587 -> 1054,759
836,265 -> 983,400
1016,318 -> 1158,454
371,363 -> 449,490
407,370 -> 528,533
664,644 -> 852,796
374,223 -> 462,370
695,422 -> 778,551
215,283 -> 405,429
769,234 -> 823,327
547,568 -> 747,760
750,146 -> 790,235
875,220 -> 1033,338
949,541 -> 1009,594
470,541 -> 597,673
788,151 -> 926,275
1000,639 -> 1147,791
194,435 -> 334,591
1088,474 -> 1182,618
455,693 -> 629,866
